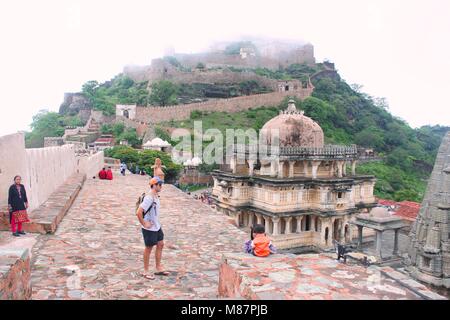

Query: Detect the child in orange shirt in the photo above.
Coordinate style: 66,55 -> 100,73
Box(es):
244,224 -> 276,257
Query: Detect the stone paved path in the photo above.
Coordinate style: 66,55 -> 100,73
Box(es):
30,173 -> 246,300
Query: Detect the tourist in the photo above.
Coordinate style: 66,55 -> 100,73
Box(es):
98,167 -> 107,180
120,162 -> 127,176
136,176 -> 170,279
7,175 -> 30,237
106,167 -> 113,180
244,224 -> 276,257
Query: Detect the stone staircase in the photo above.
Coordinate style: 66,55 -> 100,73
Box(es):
0,173 -> 86,234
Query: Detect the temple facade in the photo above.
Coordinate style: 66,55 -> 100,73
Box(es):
212,100 -> 377,250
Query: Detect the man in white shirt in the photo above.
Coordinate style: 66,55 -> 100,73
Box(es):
136,176 -> 169,279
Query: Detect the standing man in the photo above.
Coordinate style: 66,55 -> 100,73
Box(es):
136,176 -> 169,279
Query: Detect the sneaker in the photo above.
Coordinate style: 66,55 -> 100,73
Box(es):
18,231 -> 26,235
12,232 -> 20,237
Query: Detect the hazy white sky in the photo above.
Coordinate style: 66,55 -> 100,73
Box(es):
1,0 -> 449,136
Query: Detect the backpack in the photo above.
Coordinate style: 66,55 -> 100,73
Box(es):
136,192 -> 156,218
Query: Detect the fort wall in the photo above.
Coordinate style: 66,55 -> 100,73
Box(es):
0,133 -> 104,212
135,89 -> 313,124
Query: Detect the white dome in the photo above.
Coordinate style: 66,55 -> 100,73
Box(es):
144,137 -> 171,147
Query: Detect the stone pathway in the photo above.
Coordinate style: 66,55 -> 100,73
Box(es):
30,173 -> 246,300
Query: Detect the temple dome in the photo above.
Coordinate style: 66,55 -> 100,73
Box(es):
260,100 -> 324,148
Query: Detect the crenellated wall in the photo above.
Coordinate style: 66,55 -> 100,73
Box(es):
135,89 -> 313,124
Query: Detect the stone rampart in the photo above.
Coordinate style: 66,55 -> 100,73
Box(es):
0,133 -> 104,212
136,89 -> 312,124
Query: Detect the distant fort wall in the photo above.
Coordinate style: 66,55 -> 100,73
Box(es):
0,133 -> 104,212
135,89 -> 313,124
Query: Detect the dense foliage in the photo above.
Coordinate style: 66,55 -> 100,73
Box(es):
25,110 -> 83,148
104,146 -> 182,181
163,75 -> 449,202
100,123 -> 141,147
82,75 -> 150,115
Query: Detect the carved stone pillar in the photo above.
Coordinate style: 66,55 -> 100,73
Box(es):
296,217 -> 302,233
351,160 -> 357,175
289,161 -> 295,178
247,159 -> 255,176
310,216 -> 316,232
357,225 -> 363,249
278,161 -> 284,178
336,161 -> 344,178
375,230 -> 383,259
264,217 -> 270,234
272,217 -> 280,236
248,213 -> 254,227
393,229 -> 399,256
270,160 -> 277,177
343,162 -> 347,176
311,161 -> 321,179
235,212 -> 241,227
255,213 -> 263,225
285,217 -> 293,234
230,156 -> 237,174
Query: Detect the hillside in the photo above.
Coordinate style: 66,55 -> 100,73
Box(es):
156,73 -> 448,203
24,45 -> 449,202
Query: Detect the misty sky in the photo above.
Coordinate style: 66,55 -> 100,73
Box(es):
1,0 -> 449,136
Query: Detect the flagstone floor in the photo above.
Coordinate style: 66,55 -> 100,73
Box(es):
30,173 -> 246,300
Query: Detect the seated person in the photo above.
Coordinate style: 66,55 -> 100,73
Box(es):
98,167 -> 107,180
244,224 -> 276,257
106,167 -> 113,180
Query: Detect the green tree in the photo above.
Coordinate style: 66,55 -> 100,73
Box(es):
149,80 -> 178,107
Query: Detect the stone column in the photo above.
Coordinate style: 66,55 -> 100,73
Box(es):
310,216 -> 316,232
248,213 -> 254,227
343,162 -> 347,176
285,217 -> 293,234
230,156 -> 237,174
289,161 -> 295,178
270,160 -> 277,177
375,230 -> 383,259
235,212 -> 241,227
311,161 -> 321,179
303,161 -> 309,176
272,217 -> 280,236
264,217 -> 270,234
247,159 -> 255,176
357,225 -> 363,249
351,160 -> 357,175
255,214 -> 263,225
296,217 -> 302,233
340,221 -> 345,242
278,161 -> 284,178
336,161 -> 344,178
393,229 -> 399,255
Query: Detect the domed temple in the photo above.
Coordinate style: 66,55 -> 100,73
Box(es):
212,100 -> 377,250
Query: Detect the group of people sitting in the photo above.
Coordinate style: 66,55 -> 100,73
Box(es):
98,167 -> 113,180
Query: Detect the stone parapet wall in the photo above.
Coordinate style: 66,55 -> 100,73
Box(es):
0,248 -> 31,300
0,133 -> 103,213
136,90 -> 312,124
76,151 -> 105,178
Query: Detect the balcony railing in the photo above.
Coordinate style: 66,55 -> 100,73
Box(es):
233,144 -> 358,158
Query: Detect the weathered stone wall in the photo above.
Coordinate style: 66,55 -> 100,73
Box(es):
0,133 -> 104,212
76,151 -> 105,179
136,90 -> 313,124
0,248 -> 31,300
